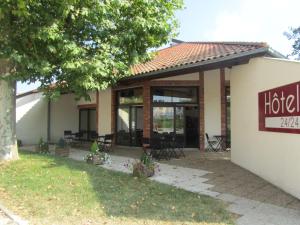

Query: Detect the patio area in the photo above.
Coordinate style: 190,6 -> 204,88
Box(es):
19,144 -> 300,225
108,146 -> 300,211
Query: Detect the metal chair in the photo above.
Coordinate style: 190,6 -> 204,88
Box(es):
174,134 -> 185,157
90,131 -> 99,141
205,133 -> 218,151
98,133 -> 114,152
150,136 -> 163,160
64,130 -> 74,143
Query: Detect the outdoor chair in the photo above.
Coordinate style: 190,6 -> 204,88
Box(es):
150,136 -> 163,160
98,133 -> 114,152
90,131 -> 99,141
162,134 -> 176,159
142,137 -> 151,154
64,130 -> 74,143
174,134 -> 185,157
205,133 -> 218,152
71,131 -> 84,146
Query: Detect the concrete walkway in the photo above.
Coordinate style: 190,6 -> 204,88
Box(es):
69,149 -> 300,225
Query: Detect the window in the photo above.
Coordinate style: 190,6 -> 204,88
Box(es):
152,87 -> 197,103
118,88 -> 143,105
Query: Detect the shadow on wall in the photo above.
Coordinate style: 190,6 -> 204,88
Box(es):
16,93 -> 48,145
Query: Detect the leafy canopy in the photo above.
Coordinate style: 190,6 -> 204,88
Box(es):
285,27 -> 300,59
0,0 -> 183,98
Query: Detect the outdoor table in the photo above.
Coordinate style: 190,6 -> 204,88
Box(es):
213,135 -> 227,151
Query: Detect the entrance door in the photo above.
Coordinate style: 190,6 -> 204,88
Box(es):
185,106 -> 199,147
79,108 -> 96,140
152,106 -> 199,148
116,106 -> 143,146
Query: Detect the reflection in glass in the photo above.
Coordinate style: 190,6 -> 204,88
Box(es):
118,88 -> 143,104
153,87 -> 197,103
175,107 -> 184,134
153,107 -> 174,134
117,107 -> 130,145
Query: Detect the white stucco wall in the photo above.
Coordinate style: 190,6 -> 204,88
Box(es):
98,88 -> 112,135
76,91 -> 96,105
16,92 -> 48,145
231,57 -> 300,199
204,69 -> 222,137
50,93 -> 79,142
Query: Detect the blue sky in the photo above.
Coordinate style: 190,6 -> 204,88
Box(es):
17,0 -> 299,94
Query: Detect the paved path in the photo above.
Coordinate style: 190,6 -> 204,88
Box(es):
69,149 -> 300,225
0,209 -> 16,225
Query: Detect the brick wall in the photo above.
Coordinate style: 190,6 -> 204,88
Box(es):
111,90 -> 116,144
220,68 -> 226,136
143,81 -> 151,139
199,71 -> 205,151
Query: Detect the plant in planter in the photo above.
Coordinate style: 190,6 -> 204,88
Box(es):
84,141 -> 112,165
36,137 -> 49,154
125,153 -> 160,178
55,138 -> 70,157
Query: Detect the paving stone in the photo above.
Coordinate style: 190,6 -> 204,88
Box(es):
67,148 -> 300,225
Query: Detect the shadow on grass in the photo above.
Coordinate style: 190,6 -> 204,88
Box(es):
11,150 -> 234,224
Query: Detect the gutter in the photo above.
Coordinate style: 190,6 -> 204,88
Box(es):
120,47 -> 283,83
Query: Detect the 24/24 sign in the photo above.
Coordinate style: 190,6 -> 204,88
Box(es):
258,81 -> 300,134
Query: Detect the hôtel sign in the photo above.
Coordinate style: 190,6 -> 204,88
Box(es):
259,81 -> 300,134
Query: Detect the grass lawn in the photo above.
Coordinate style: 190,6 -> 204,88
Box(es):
0,151 -> 235,225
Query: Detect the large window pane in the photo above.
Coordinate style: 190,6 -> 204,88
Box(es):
153,107 -> 174,134
153,87 -> 197,103
175,107 -> 184,134
118,88 -> 143,104
117,107 -> 130,145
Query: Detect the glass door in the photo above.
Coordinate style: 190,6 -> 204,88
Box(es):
117,106 -> 143,146
152,106 -> 199,147
153,107 -> 174,134
79,108 -> 96,140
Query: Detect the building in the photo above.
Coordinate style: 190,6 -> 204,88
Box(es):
16,40 -> 300,199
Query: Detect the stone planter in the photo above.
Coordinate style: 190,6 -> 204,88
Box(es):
86,154 -> 103,165
55,146 -> 70,157
133,163 -> 155,177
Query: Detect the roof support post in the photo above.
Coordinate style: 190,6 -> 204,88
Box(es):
199,71 -> 205,152
220,68 -> 226,137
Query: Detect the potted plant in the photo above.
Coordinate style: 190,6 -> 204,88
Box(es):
55,138 -> 70,157
85,141 -> 112,165
36,137 -> 49,153
125,153 -> 159,178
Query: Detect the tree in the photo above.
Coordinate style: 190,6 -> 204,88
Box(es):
0,0 -> 183,160
285,27 -> 300,59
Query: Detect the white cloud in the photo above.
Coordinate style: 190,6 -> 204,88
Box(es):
206,0 -> 300,55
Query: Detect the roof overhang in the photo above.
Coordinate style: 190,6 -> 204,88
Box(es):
119,47 -> 285,84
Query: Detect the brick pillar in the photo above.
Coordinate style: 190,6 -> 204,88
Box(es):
220,68 -> 226,136
111,89 -> 116,144
199,71 -> 205,151
143,81 -> 151,139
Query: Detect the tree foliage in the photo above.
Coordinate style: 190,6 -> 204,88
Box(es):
0,0 -> 183,98
285,27 -> 300,59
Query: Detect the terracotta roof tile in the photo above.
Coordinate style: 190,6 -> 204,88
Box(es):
131,41 -> 268,75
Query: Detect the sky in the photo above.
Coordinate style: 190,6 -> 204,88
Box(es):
17,0 -> 300,94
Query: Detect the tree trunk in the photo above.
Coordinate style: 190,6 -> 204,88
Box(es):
0,60 -> 18,161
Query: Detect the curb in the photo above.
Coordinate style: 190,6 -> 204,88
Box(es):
0,202 -> 28,225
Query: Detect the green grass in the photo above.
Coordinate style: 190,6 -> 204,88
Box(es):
0,151 -> 235,225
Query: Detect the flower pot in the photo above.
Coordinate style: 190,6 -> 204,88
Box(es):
89,154 -> 103,165
55,146 -> 70,157
133,163 -> 155,177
